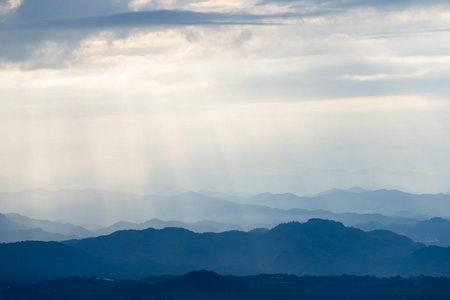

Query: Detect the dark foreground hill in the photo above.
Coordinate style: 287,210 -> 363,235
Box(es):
3,219 -> 450,279
2,271 -> 450,300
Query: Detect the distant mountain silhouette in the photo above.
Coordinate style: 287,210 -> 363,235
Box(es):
0,212 -> 92,243
354,217 -> 450,246
1,189 -> 435,229
269,168 -> 450,195
196,190 -> 245,202
317,187 -> 366,196
5,213 -> 92,237
1,213 -> 72,243
0,189 -> 275,227
247,189 -> 450,218
0,228 -> 74,243
95,219 -> 243,236
0,213 -> 25,231
2,211 -> 245,242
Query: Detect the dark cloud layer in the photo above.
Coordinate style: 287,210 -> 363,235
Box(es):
10,10 -> 292,29
1,0 -> 448,69
0,9 -> 294,63
11,0 -> 130,22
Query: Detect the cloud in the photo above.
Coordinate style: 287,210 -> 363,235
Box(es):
1,0 -> 449,98
129,0 -> 199,11
367,27 -> 450,39
257,0 -> 450,14
12,10 -> 290,29
11,0 -> 129,22
0,0 -> 22,15
336,0 -> 449,10
129,0 -> 153,10
2,0 -> 450,192
0,8 -> 295,64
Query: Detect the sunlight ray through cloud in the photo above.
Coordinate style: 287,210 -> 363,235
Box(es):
1,0 -> 450,194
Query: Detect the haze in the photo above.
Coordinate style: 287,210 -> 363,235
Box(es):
1,0 -> 450,195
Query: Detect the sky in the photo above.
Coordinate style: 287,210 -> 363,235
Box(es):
1,0 -> 450,194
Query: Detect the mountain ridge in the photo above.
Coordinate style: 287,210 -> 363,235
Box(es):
4,219 -> 450,279
65,219 -> 429,277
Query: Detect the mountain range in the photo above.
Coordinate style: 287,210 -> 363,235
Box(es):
188,168 -> 450,195
0,212 -> 245,243
241,189 -> 450,217
3,188 -> 450,246
64,219 -> 429,277
354,217 -> 450,246
94,219 -> 244,236
3,219 -> 450,279
3,188 -> 449,227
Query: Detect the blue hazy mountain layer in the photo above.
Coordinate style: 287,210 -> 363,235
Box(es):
3,219 -> 450,279
2,189 -> 450,227
354,217 -> 450,246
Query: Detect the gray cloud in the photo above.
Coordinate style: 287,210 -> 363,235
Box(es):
337,0 -> 449,9
10,0 -> 129,22
367,27 -> 450,39
259,0 -> 449,13
0,8 -> 295,64
10,10 -> 291,29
